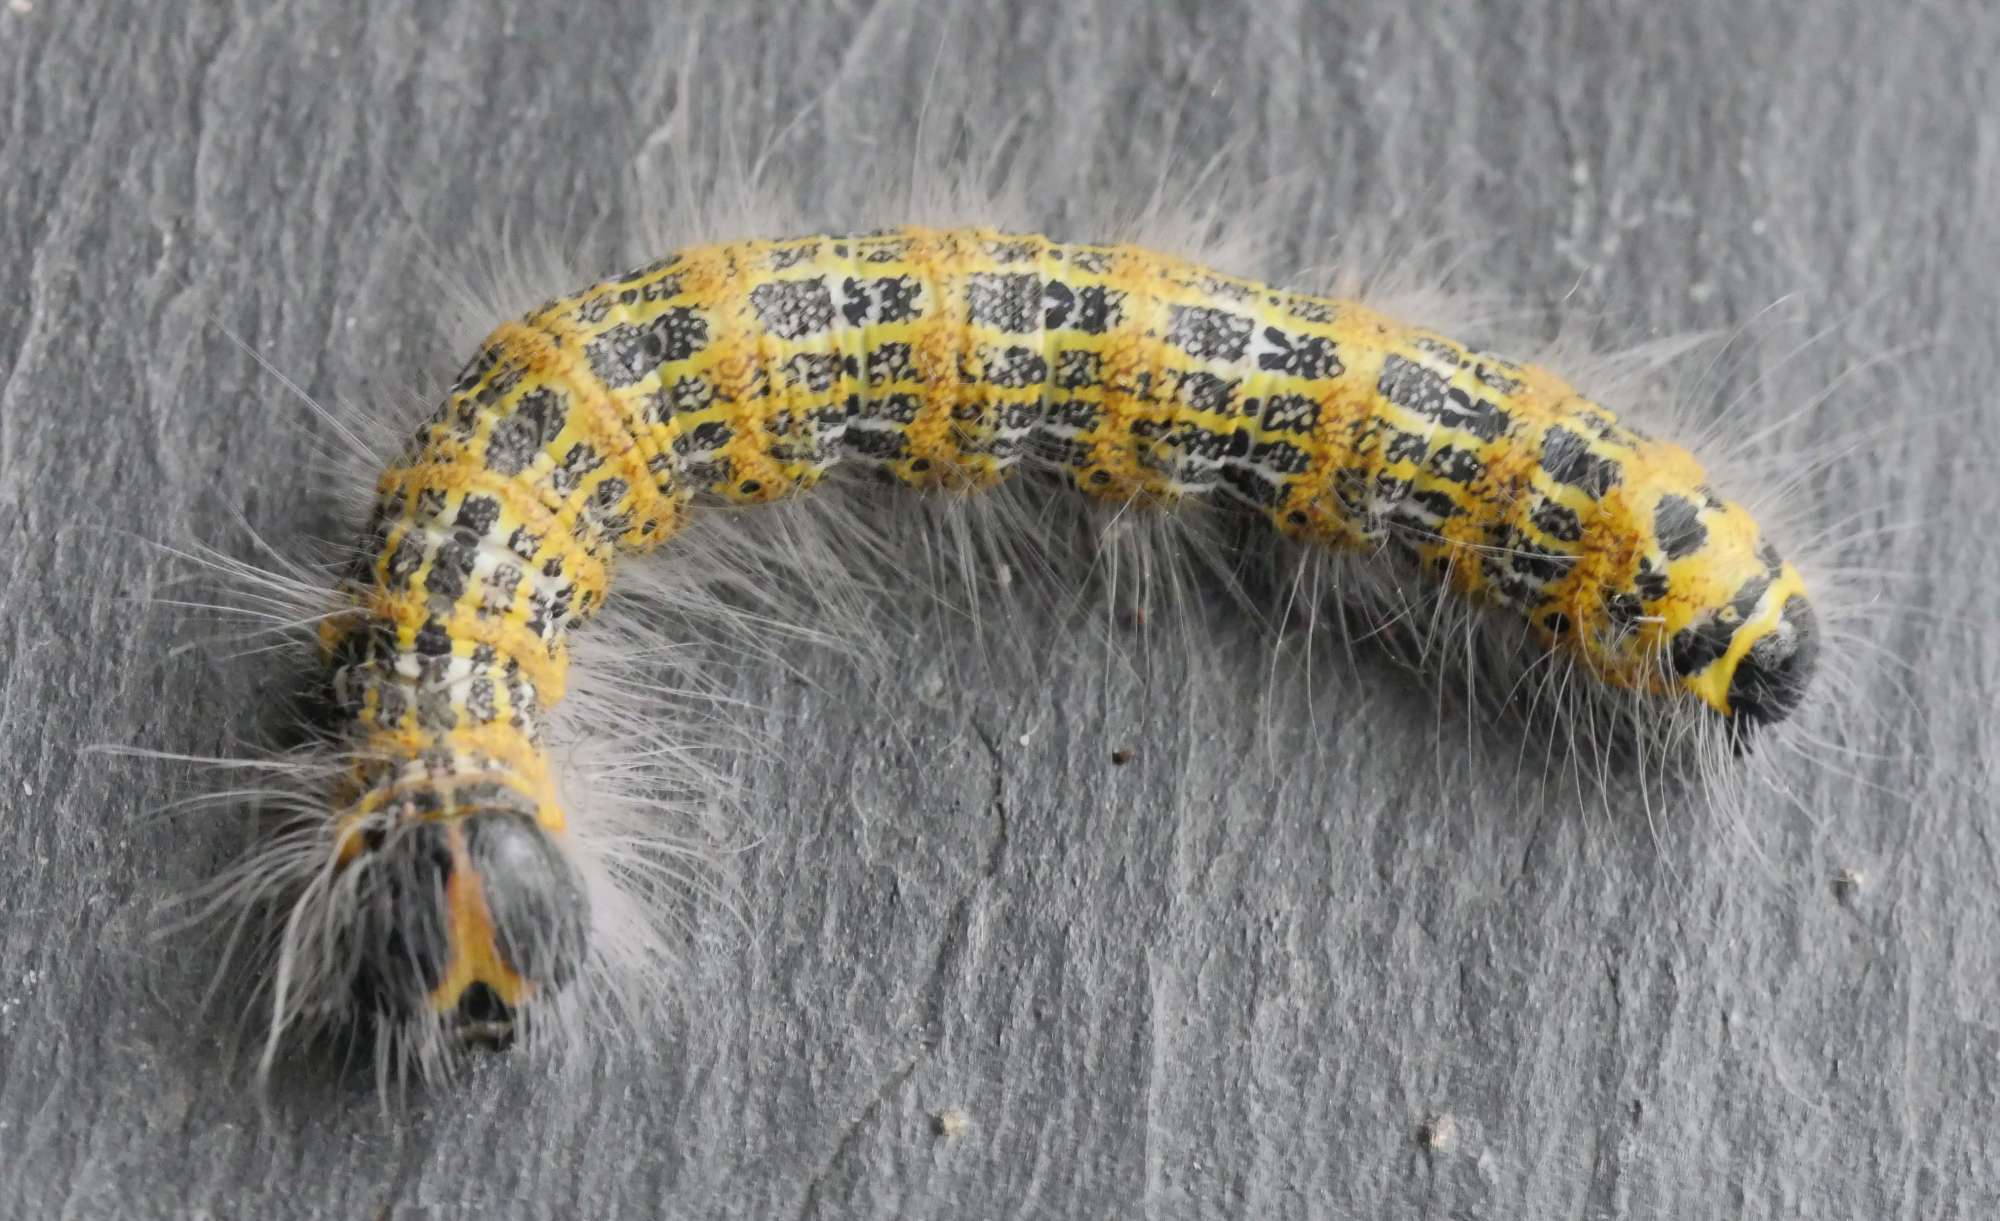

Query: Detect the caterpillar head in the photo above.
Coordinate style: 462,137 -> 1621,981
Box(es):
1661,531 -> 1821,739
350,811 -> 589,1049
1717,582 -> 1819,733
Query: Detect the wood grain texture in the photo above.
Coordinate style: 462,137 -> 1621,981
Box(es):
2,1 -> 1995,1216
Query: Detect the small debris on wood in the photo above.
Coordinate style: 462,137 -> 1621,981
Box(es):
934,1108 -> 971,1139
1418,1112 -> 1457,1151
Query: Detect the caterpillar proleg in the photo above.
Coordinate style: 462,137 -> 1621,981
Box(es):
302,224 -> 1817,1063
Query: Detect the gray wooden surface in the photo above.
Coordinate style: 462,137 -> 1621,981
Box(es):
3,1 -> 1996,1216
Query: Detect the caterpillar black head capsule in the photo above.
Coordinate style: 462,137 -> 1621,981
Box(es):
1723,593 -> 1821,732
350,810 -> 589,1050
1662,535 -> 1819,749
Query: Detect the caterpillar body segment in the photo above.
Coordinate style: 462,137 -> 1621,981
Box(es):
321,226 -> 1818,1047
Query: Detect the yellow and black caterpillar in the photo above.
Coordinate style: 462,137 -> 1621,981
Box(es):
321,226 -> 1817,1050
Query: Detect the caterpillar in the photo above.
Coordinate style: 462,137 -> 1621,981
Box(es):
283,224 -> 1817,1068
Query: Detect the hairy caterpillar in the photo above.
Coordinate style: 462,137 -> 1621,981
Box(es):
294,223 -> 1819,1066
